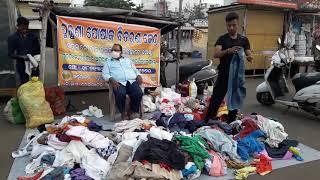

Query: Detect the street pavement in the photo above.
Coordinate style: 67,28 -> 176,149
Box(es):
0,59 -> 320,179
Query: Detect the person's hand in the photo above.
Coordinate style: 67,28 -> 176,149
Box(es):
136,75 -> 143,85
110,78 -> 120,90
20,55 -> 29,61
227,46 -> 241,54
247,56 -> 253,63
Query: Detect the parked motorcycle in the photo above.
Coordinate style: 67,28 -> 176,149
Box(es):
160,41 -> 217,93
256,39 -> 320,116
314,44 -> 320,72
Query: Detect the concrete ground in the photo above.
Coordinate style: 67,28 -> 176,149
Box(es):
1,60 -> 320,179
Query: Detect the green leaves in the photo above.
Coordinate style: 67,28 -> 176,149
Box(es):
84,0 -> 144,11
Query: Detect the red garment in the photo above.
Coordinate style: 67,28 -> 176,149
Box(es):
69,136 -> 82,141
159,162 -> 172,171
202,108 -> 208,120
141,160 -> 150,165
45,87 -> 66,116
162,99 -> 170,103
17,170 -> 44,180
239,117 -> 259,138
253,154 -> 272,176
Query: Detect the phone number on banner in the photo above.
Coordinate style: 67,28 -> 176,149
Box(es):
137,68 -> 156,74
64,82 -> 104,87
63,64 -> 103,72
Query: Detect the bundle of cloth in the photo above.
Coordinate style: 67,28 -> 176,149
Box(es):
13,112 -> 301,180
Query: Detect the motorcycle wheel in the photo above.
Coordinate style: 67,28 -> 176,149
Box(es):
256,92 -> 275,106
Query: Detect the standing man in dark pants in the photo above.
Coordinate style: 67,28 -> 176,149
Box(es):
8,16 -> 40,85
205,12 -> 253,123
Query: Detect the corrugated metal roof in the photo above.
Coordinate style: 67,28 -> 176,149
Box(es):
18,0 -> 71,4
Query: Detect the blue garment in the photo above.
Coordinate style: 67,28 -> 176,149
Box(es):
155,113 -> 204,133
196,126 -> 240,161
237,130 -> 265,161
227,48 -> 246,111
102,57 -> 141,86
182,165 -> 197,177
113,81 -> 143,113
41,154 -> 55,165
206,119 -> 233,135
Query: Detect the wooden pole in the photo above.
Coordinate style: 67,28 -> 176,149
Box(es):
39,0 -> 50,83
49,17 -> 59,85
6,0 -> 18,88
6,0 -> 17,33
176,0 -> 182,89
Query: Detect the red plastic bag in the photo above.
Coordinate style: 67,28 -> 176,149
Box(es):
45,87 -> 66,116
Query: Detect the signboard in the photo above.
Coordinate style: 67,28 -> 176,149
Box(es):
57,16 -> 160,87
238,0 -> 298,9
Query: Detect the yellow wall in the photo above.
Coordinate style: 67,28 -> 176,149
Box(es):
193,29 -> 208,58
207,8 -> 284,70
207,8 -> 245,66
246,9 -> 284,69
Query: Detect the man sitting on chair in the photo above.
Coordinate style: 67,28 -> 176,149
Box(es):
102,44 -> 143,120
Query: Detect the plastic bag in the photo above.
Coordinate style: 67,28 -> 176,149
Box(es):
3,98 -> 26,124
45,87 -> 66,116
18,77 -> 54,128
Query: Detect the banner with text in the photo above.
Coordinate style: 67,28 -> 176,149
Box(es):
57,16 -> 160,87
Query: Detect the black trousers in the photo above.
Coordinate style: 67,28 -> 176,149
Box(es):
160,61 -> 167,87
205,69 -> 237,123
16,63 -> 40,85
16,63 -> 29,85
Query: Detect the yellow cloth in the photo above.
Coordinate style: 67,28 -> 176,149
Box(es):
217,104 -> 228,117
235,166 -> 256,180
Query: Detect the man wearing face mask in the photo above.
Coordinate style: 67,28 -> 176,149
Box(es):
8,16 -> 40,85
102,44 -> 143,119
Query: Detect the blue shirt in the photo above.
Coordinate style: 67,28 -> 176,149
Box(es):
102,57 -> 141,86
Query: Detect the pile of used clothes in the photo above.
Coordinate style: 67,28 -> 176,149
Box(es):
12,88 -> 303,180
13,114 -> 302,180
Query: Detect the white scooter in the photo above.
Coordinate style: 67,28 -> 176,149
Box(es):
256,39 -> 320,116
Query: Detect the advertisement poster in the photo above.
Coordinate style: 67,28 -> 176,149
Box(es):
57,16 -> 161,87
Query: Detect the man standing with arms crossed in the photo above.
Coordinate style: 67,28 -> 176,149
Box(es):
205,12 -> 253,123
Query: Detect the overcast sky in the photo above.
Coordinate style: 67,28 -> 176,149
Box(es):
73,0 -> 224,8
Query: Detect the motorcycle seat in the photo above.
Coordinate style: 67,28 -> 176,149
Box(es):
292,72 -> 320,92
179,61 -> 210,78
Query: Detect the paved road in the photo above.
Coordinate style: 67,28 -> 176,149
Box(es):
1,61 -> 320,179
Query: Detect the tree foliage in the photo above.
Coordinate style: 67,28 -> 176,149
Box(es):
84,0 -> 143,11
184,3 -> 205,24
